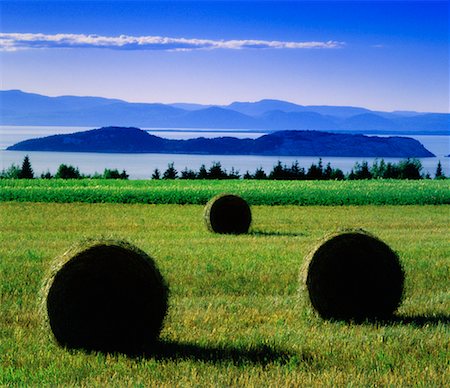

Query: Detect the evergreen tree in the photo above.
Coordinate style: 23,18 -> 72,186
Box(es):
383,162 -> 400,179
331,168 -> 345,180
227,167 -> 240,179
197,164 -> 208,179
253,167 -> 267,180
289,161 -> 305,180
151,168 -> 161,180
120,170 -> 129,179
323,163 -> 333,180
306,161 -> 323,180
243,170 -> 253,179
435,160 -> 445,179
180,167 -> 197,179
40,170 -> 53,179
55,164 -> 81,179
19,155 -> 34,179
208,162 -> 228,179
269,161 -> 286,180
162,163 -> 177,179
398,158 -> 422,180
351,161 -> 372,180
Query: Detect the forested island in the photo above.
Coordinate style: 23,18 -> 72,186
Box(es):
7,126 -> 435,158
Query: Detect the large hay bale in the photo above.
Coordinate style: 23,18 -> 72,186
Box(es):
43,240 -> 169,354
301,230 -> 404,321
204,193 -> 252,234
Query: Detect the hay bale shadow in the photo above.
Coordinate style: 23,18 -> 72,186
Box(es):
142,341 -> 297,365
250,229 -> 307,237
74,340 -> 308,365
377,314 -> 450,327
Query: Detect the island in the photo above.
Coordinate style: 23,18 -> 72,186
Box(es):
6,126 -> 435,157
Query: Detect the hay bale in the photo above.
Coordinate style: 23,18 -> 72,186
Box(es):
43,240 -> 169,354
301,230 -> 404,321
204,193 -> 252,234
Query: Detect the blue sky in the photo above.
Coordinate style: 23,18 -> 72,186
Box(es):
1,1 -> 448,112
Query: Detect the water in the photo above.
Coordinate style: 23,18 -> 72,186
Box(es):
1,126 -> 449,179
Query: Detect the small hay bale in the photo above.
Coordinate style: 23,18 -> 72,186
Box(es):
301,230 -> 404,321
42,239 -> 169,354
204,193 -> 252,234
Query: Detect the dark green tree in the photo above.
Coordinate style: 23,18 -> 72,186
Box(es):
151,168 -> 161,180
398,158 -> 422,180
435,160 -> 445,179
208,162 -> 228,179
306,160 -> 323,180
330,168 -> 345,180
197,164 -> 208,179
227,167 -> 240,179
163,163 -> 177,179
40,170 -> 53,179
19,155 -> 34,179
243,170 -> 253,179
180,167 -> 197,179
55,164 -> 81,179
351,161 -> 372,180
269,161 -> 287,180
253,167 -> 267,180
289,161 -> 305,180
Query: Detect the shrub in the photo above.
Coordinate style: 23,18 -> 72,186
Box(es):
103,168 -> 129,179
43,240 -> 169,354
0,164 -> 21,179
204,193 -> 252,234
301,230 -> 404,321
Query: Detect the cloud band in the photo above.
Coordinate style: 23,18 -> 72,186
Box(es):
0,32 -> 344,52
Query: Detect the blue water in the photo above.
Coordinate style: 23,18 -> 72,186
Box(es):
1,126 -> 449,179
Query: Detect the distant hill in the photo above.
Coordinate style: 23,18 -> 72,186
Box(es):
7,126 -> 435,157
1,90 -> 448,134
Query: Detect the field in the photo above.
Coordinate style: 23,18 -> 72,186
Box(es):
1,198 -> 449,385
1,179 -> 449,205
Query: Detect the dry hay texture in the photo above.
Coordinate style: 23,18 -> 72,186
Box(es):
204,193 -> 252,234
42,239 -> 169,354
301,230 -> 404,321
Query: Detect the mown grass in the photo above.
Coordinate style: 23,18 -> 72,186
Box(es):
1,178 -> 449,205
0,203 -> 449,386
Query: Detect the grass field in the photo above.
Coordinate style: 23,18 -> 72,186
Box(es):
0,202 -> 449,386
1,179 -> 449,205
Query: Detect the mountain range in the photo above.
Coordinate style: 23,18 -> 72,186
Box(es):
1,90 -> 448,134
7,126 -> 435,157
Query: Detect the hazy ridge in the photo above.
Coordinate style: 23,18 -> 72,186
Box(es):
1,90 -> 448,134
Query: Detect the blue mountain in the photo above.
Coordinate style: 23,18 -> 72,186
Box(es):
1,90 -> 448,134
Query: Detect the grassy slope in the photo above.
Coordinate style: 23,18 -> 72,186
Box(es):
0,203 -> 449,385
1,179 -> 449,205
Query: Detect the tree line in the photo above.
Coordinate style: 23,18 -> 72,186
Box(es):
0,155 -> 446,180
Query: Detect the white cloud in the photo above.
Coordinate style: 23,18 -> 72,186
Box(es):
0,32 -> 344,52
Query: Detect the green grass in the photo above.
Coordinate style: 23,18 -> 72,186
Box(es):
1,178 -> 449,205
0,202 -> 449,386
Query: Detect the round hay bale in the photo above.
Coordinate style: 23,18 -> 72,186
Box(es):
301,230 -> 404,321
43,240 -> 169,354
204,193 -> 252,234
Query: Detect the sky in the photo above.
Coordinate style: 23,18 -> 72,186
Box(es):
0,1 -> 449,112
